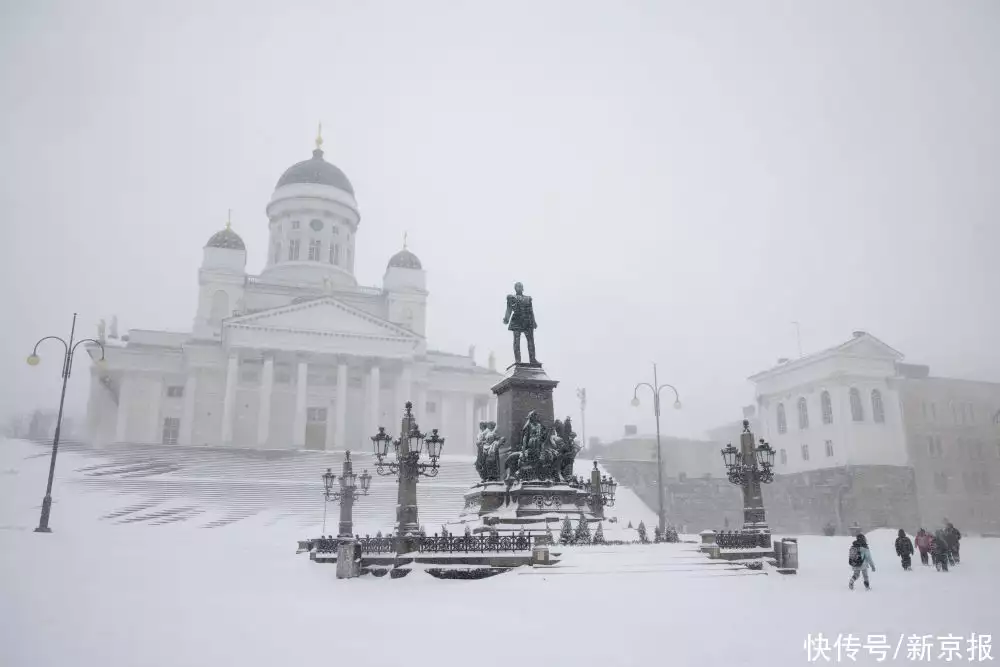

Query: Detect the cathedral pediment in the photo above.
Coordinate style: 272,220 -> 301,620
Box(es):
226,297 -> 417,341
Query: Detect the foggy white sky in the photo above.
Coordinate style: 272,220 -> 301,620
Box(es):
2,0 -> 998,442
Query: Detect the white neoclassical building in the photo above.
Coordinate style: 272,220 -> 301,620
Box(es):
85,136 -> 500,451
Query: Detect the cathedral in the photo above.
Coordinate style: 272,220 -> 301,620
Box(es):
84,134 -> 500,451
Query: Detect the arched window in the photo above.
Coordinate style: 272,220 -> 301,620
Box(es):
797,397 -> 809,429
850,388 -> 864,422
288,239 -> 300,260
872,389 -> 885,423
821,391 -> 833,425
209,290 -> 229,324
776,403 -> 787,434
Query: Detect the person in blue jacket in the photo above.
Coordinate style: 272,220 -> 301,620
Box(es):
848,533 -> 876,590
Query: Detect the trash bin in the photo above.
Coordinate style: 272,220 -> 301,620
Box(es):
782,538 -> 798,570
773,538 -> 784,568
532,545 -> 550,565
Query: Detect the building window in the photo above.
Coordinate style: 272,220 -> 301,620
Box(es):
871,389 -> 885,423
240,368 -> 259,383
275,369 -> 292,384
166,386 -> 184,398
291,220 -> 300,230
825,440 -> 834,457
308,239 -> 321,261
821,391 -> 833,425
797,397 -> 809,429
801,444 -> 810,461
934,472 -> 948,493
331,226 -> 339,235
307,408 -> 327,423
776,403 -> 787,434
779,448 -> 787,465
426,401 -> 437,414
288,239 -> 300,261
849,388 -> 864,422
928,435 -> 943,457
330,244 -> 340,265
273,242 -> 281,264
310,219 -> 324,232
931,402 -> 937,421
921,401 -> 927,420
161,417 -> 180,445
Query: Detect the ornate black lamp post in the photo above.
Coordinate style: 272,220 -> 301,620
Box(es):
321,451 -> 372,537
583,461 -> 617,518
720,419 -> 775,538
371,401 -> 445,555
630,363 -> 681,533
26,312 -> 105,533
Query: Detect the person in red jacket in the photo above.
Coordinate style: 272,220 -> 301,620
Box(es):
915,528 -> 932,566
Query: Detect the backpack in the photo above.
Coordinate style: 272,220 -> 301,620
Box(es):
848,545 -> 863,567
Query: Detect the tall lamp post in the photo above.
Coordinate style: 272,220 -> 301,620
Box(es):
26,313 -> 106,533
720,419 -> 775,542
630,363 -> 681,533
321,451 -> 372,537
371,401 -> 445,555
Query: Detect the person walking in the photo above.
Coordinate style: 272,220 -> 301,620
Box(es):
894,529 -> 915,570
915,528 -> 932,566
848,534 -> 876,590
943,521 -> 961,566
932,529 -> 950,572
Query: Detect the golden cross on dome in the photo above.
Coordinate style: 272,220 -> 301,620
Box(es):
226,209 -> 232,230
403,231 -> 408,249
315,122 -> 324,150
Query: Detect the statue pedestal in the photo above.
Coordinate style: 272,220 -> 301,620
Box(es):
492,363 -> 558,475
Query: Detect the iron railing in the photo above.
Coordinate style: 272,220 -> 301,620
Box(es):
418,533 -> 534,553
715,530 -> 772,549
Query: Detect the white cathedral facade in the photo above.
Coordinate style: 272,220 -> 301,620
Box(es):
85,137 -> 500,452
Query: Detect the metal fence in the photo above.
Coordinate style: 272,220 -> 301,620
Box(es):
418,533 -> 534,553
715,531 -> 772,549
308,533 -> 535,554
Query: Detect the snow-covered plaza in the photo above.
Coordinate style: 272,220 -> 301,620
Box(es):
1,438 -> 997,667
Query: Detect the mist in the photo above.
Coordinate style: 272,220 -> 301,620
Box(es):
2,0 -> 998,442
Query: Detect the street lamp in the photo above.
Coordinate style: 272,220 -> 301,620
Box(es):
321,451 -> 371,537
719,419 -> 775,544
26,313 -> 105,533
370,401 -> 445,554
630,362 -> 681,533
583,460 -> 617,517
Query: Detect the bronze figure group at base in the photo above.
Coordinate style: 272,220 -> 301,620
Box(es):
474,412 -> 581,485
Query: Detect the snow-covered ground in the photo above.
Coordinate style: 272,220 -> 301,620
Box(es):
2,438 -> 998,667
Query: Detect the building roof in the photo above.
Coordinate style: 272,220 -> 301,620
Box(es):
275,148 -> 355,194
205,227 -> 246,251
748,331 -> 904,382
387,248 -> 422,270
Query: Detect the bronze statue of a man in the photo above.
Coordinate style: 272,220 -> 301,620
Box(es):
503,282 -> 537,365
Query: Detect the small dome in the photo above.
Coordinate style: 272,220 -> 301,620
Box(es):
276,148 -> 355,194
387,248 -> 422,270
206,227 -> 245,251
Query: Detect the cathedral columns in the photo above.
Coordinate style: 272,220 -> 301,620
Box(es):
179,371 -> 197,446
257,354 -> 274,447
147,377 -> 163,443
395,364 -> 413,418
464,394 -> 475,452
334,360 -> 348,450
293,357 -> 308,448
221,352 -> 239,445
368,363 -> 381,436
414,383 -> 427,425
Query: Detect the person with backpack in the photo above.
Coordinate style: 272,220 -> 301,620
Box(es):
932,529 -> 950,572
943,521 -> 961,565
894,529 -> 914,570
848,534 -> 876,590
914,529 -> 932,566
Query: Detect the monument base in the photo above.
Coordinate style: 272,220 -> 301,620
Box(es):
458,479 -> 600,535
